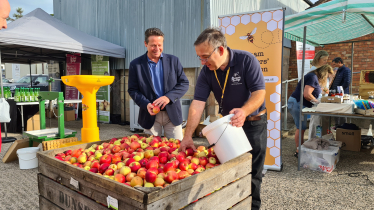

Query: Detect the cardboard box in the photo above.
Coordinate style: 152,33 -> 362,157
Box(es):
64,110 -> 75,121
321,96 -> 343,103
27,113 -> 40,131
300,145 -> 340,173
336,128 -> 361,152
195,124 -> 207,138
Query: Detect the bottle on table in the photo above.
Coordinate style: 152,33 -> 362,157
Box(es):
14,88 -> 20,102
30,88 -> 34,102
25,88 -> 30,102
316,125 -> 322,138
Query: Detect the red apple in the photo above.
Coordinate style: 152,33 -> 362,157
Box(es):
99,163 -> 110,174
103,148 -> 112,155
129,162 -> 141,172
154,177 -> 165,187
163,162 -> 175,173
120,143 -> 129,150
178,171 -> 190,180
89,168 -> 98,173
146,160 -> 159,170
158,173 -> 166,179
64,150 -> 72,156
158,168 -> 164,174
188,163 -> 197,170
144,150 -> 154,159
150,140 -> 159,148
56,153 -> 66,158
104,168 -> 115,176
71,149 -> 82,158
126,172 -> 136,182
197,146 -> 206,152
199,157 -> 208,166
137,168 -> 147,179
55,156 -> 64,161
160,147 -> 168,152
154,148 -> 161,156
111,155 -> 122,164
145,171 -> 157,183
99,154 -> 112,165
147,167 -> 158,175
187,169 -> 194,175
185,148 -> 194,156
206,163 -> 215,169
149,156 -> 160,163
152,105 -> 160,114
130,141 -> 141,151
176,154 -> 185,162
111,145 -> 121,154
159,156 -> 168,164
164,171 -> 178,183
178,161 -> 189,171
109,138 -> 117,144
139,159 -> 149,168
125,158 -> 136,166
114,174 -> 126,183
168,154 -> 176,161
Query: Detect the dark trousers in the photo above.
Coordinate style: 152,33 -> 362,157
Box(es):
242,113 -> 267,210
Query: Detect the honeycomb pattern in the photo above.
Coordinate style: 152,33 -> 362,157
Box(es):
219,10 -> 283,167
220,11 -> 284,35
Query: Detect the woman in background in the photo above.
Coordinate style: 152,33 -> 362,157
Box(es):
288,64 -> 334,157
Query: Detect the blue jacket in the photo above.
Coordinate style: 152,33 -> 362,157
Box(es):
331,65 -> 351,94
128,52 -> 189,129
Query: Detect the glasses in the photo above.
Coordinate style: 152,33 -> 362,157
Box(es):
197,47 -> 217,62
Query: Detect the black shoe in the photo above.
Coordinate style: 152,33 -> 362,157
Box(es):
294,152 -> 298,158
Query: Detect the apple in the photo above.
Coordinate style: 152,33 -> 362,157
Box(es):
187,169 -> 194,175
163,162 -> 175,173
127,148 -> 134,154
164,171 -> 178,183
185,148 -> 194,156
206,163 -> 215,169
87,155 -> 95,162
56,153 -> 66,158
144,182 -> 155,187
99,154 -> 112,165
146,160 -> 159,170
83,161 -> 92,168
140,143 -> 148,149
152,105 -> 160,114
114,174 -> 126,183
158,168 -> 164,174
178,161 -> 189,171
70,157 -> 77,164
120,166 -> 131,176
184,158 -> 191,164
195,166 -> 205,173
64,150 -> 72,156
199,157 -> 208,166
145,171 -> 157,183
99,163 -> 110,174
159,156 -> 168,164
178,171 -> 190,180
122,151 -> 130,160
188,163 -> 197,170
144,150 -> 154,159
176,154 -> 185,163
160,147 -> 168,152
111,145 -> 121,154
209,157 -> 217,164
113,140 -> 121,145
55,156 -> 64,161
86,151 -> 94,157
104,168 -> 115,176
96,145 -> 104,150
111,155 -> 121,164
120,143 -> 129,150
198,151 -> 207,158
130,141 -> 141,151
130,176 -> 144,187
109,164 -> 118,171
149,156 -> 160,163
95,152 -> 103,160
103,148 -> 112,155
129,162 -> 141,172
71,149 -> 83,158
191,157 -> 200,165
157,173 -> 166,179
91,161 -> 100,169
101,142 -> 110,149
137,168 -> 147,179
117,162 -> 126,170
159,142 -> 167,147
150,140 -> 159,148
126,172 -> 136,182
168,154 -> 176,161
109,138 -> 117,144
139,159 -> 149,168
125,158 -> 136,166
133,155 -> 142,162
89,168 -> 98,173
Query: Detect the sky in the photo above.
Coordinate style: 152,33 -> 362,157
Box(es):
8,0 -> 53,18
310,0 -> 319,3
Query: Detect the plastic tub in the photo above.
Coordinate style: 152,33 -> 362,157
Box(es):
202,114 -> 252,163
16,147 -> 40,169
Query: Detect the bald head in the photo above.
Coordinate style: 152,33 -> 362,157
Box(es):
0,0 -> 10,29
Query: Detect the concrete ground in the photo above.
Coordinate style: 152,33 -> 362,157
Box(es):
1,118 -> 374,210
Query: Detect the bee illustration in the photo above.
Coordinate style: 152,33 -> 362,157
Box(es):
83,104 -> 89,111
239,27 -> 257,43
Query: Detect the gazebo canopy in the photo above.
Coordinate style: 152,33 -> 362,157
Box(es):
285,0 -> 374,46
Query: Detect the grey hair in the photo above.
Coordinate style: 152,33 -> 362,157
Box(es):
194,27 -> 227,49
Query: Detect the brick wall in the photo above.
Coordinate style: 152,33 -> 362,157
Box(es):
287,33 -> 374,97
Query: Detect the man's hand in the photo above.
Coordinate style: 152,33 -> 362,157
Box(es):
153,96 -> 170,109
179,136 -> 197,152
229,108 -> 247,127
147,103 -> 157,115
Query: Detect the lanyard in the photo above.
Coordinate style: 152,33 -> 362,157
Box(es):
214,67 -> 230,114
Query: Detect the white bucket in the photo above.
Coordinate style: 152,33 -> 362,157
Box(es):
202,114 -> 252,163
16,147 -> 40,169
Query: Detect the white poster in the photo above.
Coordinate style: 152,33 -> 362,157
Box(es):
12,64 -> 20,82
296,41 -> 315,80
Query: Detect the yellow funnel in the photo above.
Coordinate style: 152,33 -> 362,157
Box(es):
61,75 -> 114,146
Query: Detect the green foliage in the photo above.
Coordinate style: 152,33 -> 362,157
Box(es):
6,7 -> 24,22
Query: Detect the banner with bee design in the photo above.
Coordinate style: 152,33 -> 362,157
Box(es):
92,55 -> 111,123
219,8 -> 284,171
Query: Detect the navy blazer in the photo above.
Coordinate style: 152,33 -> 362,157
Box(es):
128,52 -> 189,129
331,65 -> 351,94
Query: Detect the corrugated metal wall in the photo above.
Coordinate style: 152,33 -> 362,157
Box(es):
53,0 -> 308,69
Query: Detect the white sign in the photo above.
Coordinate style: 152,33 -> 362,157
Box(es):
296,41 -> 315,80
12,64 -> 20,82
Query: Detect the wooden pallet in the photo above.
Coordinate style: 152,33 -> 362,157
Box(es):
42,137 -> 79,151
37,137 -> 252,210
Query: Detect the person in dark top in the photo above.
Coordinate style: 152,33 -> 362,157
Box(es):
179,28 -> 266,210
288,65 -> 333,157
330,57 -> 351,94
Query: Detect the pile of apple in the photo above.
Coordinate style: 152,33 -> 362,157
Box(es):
54,134 -> 220,188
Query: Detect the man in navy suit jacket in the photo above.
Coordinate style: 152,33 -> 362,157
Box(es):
128,28 -> 189,140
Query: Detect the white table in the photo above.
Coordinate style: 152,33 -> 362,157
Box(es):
16,100 -> 103,132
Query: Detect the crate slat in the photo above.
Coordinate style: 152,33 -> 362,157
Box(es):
183,174 -> 252,210
38,174 -> 109,210
39,195 -> 63,210
38,160 -> 145,209
230,196 -> 252,210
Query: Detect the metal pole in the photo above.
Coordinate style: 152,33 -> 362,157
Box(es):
298,26 -> 307,171
29,60 -> 32,88
350,42 -> 354,94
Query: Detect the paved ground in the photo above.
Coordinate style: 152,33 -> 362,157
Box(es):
1,118 -> 374,210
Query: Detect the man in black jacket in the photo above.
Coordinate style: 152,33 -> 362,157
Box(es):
331,57 -> 351,94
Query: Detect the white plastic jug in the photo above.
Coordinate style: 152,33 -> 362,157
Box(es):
16,147 -> 40,169
202,114 -> 252,163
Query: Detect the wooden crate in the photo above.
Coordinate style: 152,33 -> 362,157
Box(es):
37,139 -> 252,210
42,137 -> 79,151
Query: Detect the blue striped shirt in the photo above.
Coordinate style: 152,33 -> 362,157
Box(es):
147,54 -> 164,97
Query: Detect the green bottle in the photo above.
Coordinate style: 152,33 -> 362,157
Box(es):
3,87 -> 7,99
30,88 -> 34,102
25,88 -> 29,102
14,88 -> 19,102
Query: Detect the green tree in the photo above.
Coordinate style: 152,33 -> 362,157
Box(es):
6,7 -> 24,22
